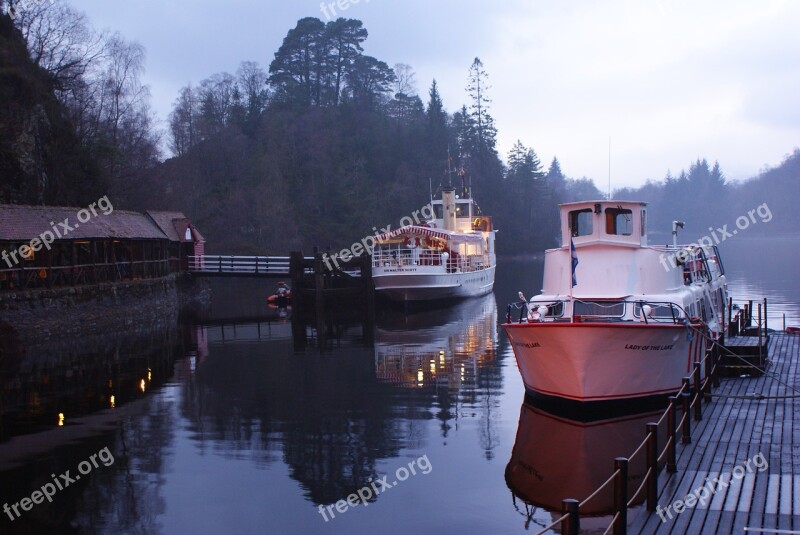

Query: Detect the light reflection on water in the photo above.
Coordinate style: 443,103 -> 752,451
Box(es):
0,242 -> 797,534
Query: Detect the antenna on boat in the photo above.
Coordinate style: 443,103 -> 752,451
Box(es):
429,176 -> 433,205
446,145 -> 454,188
607,136 -> 612,200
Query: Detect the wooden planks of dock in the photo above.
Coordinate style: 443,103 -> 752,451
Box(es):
629,332 -> 800,534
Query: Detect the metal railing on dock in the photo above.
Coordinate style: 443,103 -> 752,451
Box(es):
187,255 -> 305,275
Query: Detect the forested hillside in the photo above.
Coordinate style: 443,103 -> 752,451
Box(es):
1,1 -> 160,207
141,16 -> 602,254
614,151 -> 800,240
2,3 -> 797,256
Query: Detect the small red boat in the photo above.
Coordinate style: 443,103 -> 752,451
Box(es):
268,282 -> 291,306
267,291 -> 292,303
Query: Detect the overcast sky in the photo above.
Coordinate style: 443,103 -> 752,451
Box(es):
70,0 -> 800,189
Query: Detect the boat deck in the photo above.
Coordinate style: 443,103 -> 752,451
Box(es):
629,332 -> 800,534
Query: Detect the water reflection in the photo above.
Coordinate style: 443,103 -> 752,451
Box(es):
375,294 -> 497,390
506,403 -> 656,530
0,328 -> 179,445
176,293 -> 503,510
374,294 -> 502,458
0,327 -> 179,534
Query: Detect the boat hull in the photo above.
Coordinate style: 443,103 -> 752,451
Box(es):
502,322 -> 707,402
373,266 -> 495,302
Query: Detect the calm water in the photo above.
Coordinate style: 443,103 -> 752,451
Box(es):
1,236 -> 798,534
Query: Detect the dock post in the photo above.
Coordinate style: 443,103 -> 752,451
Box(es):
764,298 -> 768,334
667,396 -> 677,473
712,343 -> 720,388
289,251 -> 304,291
362,253 -> 375,344
728,296 -> 733,335
314,253 -> 326,343
681,391 -> 691,444
560,499 -> 579,535
704,350 -> 713,401
693,363 -> 702,420
613,458 -> 628,535
758,303 -> 763,362
646,423 -> 658,512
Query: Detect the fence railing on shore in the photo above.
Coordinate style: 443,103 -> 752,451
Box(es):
0,259 -> 176,290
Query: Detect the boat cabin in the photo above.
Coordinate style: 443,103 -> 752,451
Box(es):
561,200 -> 647,248
429,187 -> 492,233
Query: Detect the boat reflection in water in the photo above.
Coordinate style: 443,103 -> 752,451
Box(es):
374,293 -> 497,390
506,402 -> 657,531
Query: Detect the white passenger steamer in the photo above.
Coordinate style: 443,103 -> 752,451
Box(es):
371,187 -> 496,302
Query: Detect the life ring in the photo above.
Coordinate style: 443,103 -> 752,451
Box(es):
787,326 -> 800,334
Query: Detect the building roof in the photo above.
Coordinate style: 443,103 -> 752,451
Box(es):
145,211 -> 185,241
146,211 -> 205,243
0,204 -> 169,241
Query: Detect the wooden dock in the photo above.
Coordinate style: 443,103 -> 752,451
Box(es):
628,332 -> 800,534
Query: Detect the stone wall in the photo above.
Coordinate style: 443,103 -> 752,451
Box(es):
0,274 -> 211,343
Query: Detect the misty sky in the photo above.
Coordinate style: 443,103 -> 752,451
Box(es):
70,0 -> 800,189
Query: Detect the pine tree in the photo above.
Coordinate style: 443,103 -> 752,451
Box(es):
466,57 -> 497,155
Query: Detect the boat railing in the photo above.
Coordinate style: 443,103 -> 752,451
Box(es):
506,299 -> 688,325
372,247 -> 490,273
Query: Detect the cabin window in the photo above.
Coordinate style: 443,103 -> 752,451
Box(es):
533,301 -> 565,317
433,204 -> 444,219
569,209 -> 594,237
634,303 -> 682,319
456,202 -> 470,218
605,208 -> 633,236
573,300 -> 624,317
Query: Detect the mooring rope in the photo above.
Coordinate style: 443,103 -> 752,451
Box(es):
686,322 -> 800,398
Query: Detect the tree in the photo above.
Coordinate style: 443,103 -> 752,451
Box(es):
424,80 -> 449,172
324,18 -> 367,106
344,55 -> 395,107
11,0 -> 104,99
236,61 -> 269,121
197,72 -> 237,137
386,63 -> 421,121
268,17 -> 327,107
466,57 -> 497,155
168,85 -> 198,157
393,63 -> 416,97
98,35 -> 160,202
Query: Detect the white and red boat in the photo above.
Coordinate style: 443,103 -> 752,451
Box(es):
502,200 -> 728,404
371,186 -> 496,302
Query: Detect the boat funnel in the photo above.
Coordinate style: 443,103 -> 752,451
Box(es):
442,187 -> 457,231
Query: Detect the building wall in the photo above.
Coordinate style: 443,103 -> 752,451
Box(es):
0,274 -> 210,342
